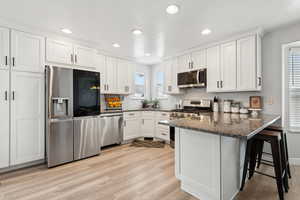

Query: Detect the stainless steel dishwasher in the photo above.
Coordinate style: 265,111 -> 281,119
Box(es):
100,113 -> 123,147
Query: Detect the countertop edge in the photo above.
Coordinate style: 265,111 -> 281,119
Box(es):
159,115 -> 281,139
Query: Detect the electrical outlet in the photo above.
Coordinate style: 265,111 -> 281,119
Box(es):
266,97 -> 274,105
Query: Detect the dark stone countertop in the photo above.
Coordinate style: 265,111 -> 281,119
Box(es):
100,109 -> 173,114
159,112 -> 281,140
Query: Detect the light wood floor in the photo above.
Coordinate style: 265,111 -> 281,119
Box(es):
0,145 -> 299,200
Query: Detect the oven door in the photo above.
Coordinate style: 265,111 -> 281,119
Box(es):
73,70 -> 101,117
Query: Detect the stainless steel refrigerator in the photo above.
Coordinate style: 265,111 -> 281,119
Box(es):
46,66 -> 101,167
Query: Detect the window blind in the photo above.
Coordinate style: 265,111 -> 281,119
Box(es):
288,48 -> 300,132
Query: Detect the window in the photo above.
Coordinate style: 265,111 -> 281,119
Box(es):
156,71 -> 168,99
133,72 -> 145,99
288,48 -> 300,131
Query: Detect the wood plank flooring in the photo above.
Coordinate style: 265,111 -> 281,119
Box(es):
0,144 -> 299,200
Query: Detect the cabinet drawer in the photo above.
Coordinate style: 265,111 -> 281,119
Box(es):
142,111 -> 155,118
157,124 -> 169,132
156,128 -> 170,141
156,112 -> 170,119
124,112 -> 141,119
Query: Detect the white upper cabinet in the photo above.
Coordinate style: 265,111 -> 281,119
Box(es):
73,45 -> 96,68
95,53 -> 106,92
237,35 -> 261,91
207,34 -> 261,93
11,30 -> 45,73
165,58 -> 181,94
46,39 -> 73,65
46,39 -> 97,69
117,59 -> 133,94
0,70 -> 10,169
220,41 -> 237,91
191,49 -> 206,70
0,27 -> 9,70
207,45 -> 221,92
10,72 -> 45,165
164,59 -> 173,93
178,54 -> 192,72
103,56 -> 117,94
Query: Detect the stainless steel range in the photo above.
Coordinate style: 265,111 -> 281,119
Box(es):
169,99 -> 212,148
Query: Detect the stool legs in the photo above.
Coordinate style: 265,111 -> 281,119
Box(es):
271,137 -> 284,200
240,139 -> 253,191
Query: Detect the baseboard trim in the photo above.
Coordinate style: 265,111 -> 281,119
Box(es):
290,158 -> 300,166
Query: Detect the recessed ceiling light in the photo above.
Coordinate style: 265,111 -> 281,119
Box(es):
61,28 -> 72,34
112,43 -> 120,48
132,29 -> 143,35
145,53 -> 151,57
201,29 -> 212,35
166,4 -> 179,14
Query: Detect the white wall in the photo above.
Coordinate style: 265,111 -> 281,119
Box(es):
122,64 -> 152,110
151,22 -> 300,162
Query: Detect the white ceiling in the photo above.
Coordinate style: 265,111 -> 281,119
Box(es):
1,0 -> 300,64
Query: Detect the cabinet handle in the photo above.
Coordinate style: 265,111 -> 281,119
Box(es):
12,91 -> 15,100
142,119 -> 144,124
217,81 -> 219,88
191,61 -> 193,69
71,54 -> 74,63
221,81 -> 223,88
124,120 -> 126,127
258,77 -> 262,86
162,133 -> 167,136
75,54 -> 78,63
5,91 -> 8,101
129,113 -> 135,116
5,56 -> 8,66
12,57 -> 15,67
107,85 -> 109,91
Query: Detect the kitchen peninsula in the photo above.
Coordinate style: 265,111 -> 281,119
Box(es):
160,112 -> 281,200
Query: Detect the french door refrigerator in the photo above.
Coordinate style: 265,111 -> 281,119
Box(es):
46,66 -> 101,167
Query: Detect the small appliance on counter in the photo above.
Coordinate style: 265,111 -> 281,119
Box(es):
213,96 -> 219,112
223,100 -> 232,113
231,102 -> 240,113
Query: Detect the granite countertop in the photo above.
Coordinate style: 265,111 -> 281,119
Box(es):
159,112 -> 281,139
100,108 -> 173,114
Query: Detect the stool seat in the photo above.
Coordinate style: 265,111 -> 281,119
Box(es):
259,130 -> 281,138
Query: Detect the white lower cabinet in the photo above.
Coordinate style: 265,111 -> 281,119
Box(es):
123,111 -> 170,142
123,112 -> 141,140
155,112 -> 170,141
141,112 -> 156,137
0,70 -> 10,169
10,72 -> 45,165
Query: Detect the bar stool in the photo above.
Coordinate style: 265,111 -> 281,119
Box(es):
240,130 -> 289,200
256,126 -> 291,179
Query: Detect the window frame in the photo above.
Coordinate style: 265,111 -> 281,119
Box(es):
155,71 -> 168,100
132,72 -> 146,100
282,41 -> 300,133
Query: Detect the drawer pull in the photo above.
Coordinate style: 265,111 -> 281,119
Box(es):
129,113 -> 135,116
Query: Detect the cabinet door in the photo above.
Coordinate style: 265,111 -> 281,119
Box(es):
0,70 -> 10,169
178,54 -> 191,72
74,45 -> 96,68
46,39 -> 74,65
164,60 -> 173,93
95,54 -> 106,92
10,72 -> 45,165
11,30 -> 45,73
207,46 -> 221,92
105,56 -> 117,94
220,41 -> 237,91
237,36 -> 257,91
192,49 -> 206,69
123,118 -> 140,140
170,58 -> 181,94
0,27 -> 9,69
117,59 -> 132,94
141,118 -> 155,137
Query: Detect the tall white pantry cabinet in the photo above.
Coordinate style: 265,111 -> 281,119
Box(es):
0,27 -> 45,169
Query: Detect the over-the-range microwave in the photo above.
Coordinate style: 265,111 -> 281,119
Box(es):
177,69 -> 207,88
